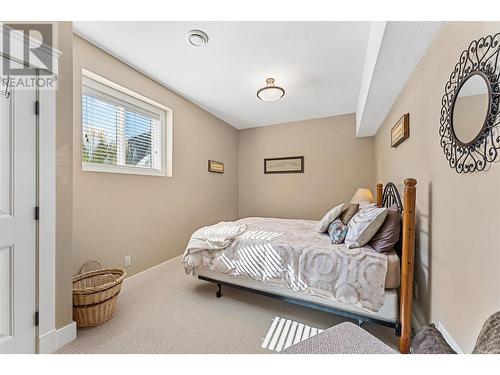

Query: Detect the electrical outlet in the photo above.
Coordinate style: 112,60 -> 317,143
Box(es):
124,255 -> 131,267
414,281 -> 419,300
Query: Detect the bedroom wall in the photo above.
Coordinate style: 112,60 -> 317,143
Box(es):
71,36 -> 239,276
55,22 -> 75,329
374,21 -> 500,352
238,114 -> 375,220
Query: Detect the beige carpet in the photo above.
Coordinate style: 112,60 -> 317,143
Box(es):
57,256 -> 398,354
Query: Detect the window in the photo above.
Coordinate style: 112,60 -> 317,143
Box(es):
81,69 -> 172,176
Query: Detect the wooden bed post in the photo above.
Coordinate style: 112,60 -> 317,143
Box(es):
399,178 -> 417,353
376,183 -> 383,207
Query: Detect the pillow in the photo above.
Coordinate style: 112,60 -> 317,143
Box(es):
339,203 -> 359,225
411,324 -> 456,354
345,205 -> 387,248
358,201 -> 375,208
472,311 -> 500,354
369,206 -> 401,253
316,203 -> 344,233
327,218 -> 348,244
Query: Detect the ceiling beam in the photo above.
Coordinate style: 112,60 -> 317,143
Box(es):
356,21 -> 387,136
355,21 -> 441,137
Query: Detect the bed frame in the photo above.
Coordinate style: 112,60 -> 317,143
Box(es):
198,178 -> 417,353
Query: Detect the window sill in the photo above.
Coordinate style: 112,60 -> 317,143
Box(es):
82,162 -> 170,177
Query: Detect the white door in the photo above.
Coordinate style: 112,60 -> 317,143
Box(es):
0,57 -> 37,353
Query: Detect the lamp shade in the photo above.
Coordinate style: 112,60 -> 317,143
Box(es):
257,78 -> 285,102
350,188 -> 374,204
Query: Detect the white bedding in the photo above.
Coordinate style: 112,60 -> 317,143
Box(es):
182,217 -> 390,312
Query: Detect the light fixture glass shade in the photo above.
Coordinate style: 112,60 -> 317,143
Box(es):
257,78 -> 285,102
350,188 -> 374,204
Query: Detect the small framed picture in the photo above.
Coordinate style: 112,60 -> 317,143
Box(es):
391,113 -> 410,148
264,156 -> 304,174
208,160 -> 224,173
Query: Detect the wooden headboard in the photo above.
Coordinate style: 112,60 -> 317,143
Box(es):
376,178 -> 417,354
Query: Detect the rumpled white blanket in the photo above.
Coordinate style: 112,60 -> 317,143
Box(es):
182,222 -> 247,268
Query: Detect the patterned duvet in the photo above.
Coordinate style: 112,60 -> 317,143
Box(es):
182,217 -> 389,312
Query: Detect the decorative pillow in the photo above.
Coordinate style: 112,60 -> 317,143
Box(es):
327,218 -> 348,244
339,203 -> 359,225
472,311 -> 500,354
316,203 -> 344,233
358,201 -> 375,208
411,324 -> 456,354
369,206 -> 401,253
345,205 -> 387,248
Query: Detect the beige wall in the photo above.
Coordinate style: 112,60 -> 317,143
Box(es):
71,36 -> 238,277
238,114 -> 375,220
374,21 -> 500,352
55,22 -> 74,329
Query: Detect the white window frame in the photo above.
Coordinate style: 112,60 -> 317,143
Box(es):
81,69 -> 173,177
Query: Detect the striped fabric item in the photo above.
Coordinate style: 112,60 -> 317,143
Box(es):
261,316 -> 323,352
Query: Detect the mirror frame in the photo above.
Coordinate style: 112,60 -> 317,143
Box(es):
440,33 -> 500,173
450,71 -> 492,148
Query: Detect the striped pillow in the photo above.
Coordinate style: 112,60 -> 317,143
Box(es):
345,205 -> 387,248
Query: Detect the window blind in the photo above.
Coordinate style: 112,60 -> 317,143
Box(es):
82,90 -> 162,170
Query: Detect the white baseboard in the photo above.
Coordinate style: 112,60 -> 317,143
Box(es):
123,255 -> 181,283
57,321 -> 77,351
436,321 -> 463,354
38,321 -> 76,354
410,305 -> 464,354
38,329 -> 57,354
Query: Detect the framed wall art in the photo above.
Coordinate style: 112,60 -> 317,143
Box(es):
391,113 -> 410,148
208,160 -> 224,173
264,156 -> 304,174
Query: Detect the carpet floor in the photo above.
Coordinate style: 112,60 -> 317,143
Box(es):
57,256 -> 398,354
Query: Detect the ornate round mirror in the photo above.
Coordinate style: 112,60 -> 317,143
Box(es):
440,33 -> 500,173
451,72 -> 491,147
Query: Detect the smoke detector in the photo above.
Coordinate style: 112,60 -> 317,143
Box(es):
188,29 -> 209,47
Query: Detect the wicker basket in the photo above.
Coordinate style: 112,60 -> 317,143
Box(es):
72,260 -> 127,328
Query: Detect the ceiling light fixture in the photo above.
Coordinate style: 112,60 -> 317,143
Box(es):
188,29 -> 209,47
257,78 -> 285,102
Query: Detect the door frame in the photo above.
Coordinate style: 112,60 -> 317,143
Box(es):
1,23 -> 61,353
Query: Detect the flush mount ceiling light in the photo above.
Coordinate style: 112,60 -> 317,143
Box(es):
257,78 -> 285,102
188,29 -> 209,47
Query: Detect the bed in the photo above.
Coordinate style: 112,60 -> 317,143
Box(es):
182,179 -> 417,353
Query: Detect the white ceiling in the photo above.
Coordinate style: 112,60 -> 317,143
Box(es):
73,21 -> 440,133
74,21 -> 371,129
